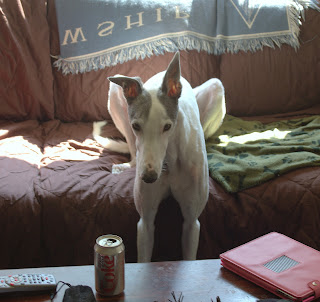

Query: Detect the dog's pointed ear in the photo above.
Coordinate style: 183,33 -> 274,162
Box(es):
108,76 -> 143,100
162,52 -> 182,99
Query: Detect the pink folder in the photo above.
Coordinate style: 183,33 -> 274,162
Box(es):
220,232 -> 320,301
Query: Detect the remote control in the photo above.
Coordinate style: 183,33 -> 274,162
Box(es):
0,273 -> 56,294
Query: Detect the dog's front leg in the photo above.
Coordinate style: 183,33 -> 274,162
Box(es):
173,168 -> 208,260
136,216 -> 156,263
134,177 -> 169,263
181,218 -> 201,260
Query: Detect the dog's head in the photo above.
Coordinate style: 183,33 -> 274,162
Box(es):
108,52 -> 182,183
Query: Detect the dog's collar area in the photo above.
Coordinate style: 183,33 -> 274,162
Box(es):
162,162 -> 169,172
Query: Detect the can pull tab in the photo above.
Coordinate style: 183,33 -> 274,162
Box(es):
106,239 -> 117,246
308,280 -> 320,299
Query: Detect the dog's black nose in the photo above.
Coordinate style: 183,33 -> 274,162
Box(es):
142,171 -> 158,183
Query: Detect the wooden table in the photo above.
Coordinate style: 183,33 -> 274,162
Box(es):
0,259 -> 276,302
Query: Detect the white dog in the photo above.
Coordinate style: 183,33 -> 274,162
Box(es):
93,52 -> 225,262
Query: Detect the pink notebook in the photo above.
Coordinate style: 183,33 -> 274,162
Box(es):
220,232 -> 320,302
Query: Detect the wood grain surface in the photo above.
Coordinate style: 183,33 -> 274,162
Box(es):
0,259 -> 277,302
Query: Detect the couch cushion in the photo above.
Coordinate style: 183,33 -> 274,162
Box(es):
50,51 -> 219,122
36,120 -> 140,265
198,166 -> 320,259
0,120 -> 44,268
0,0 -> 54,121
220,9 -> 320,117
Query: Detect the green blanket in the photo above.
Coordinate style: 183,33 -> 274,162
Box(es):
206,115 -> 320,193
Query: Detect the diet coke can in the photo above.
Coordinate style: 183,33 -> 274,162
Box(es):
94,234 -> 125,296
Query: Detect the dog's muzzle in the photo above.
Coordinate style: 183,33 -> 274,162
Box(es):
141,170 -> 158,184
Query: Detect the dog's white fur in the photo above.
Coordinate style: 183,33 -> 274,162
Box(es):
93,52 -> 225,262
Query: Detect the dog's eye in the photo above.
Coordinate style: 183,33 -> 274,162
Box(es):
132,123 -> 141,131
163,124 -> 171,132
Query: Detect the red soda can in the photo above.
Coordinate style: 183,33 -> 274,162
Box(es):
94,234 -> 125,296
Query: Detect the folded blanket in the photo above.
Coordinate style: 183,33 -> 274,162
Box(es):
206,115 -> 320,193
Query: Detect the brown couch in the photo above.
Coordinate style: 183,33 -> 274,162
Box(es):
1,0 -> 320,269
